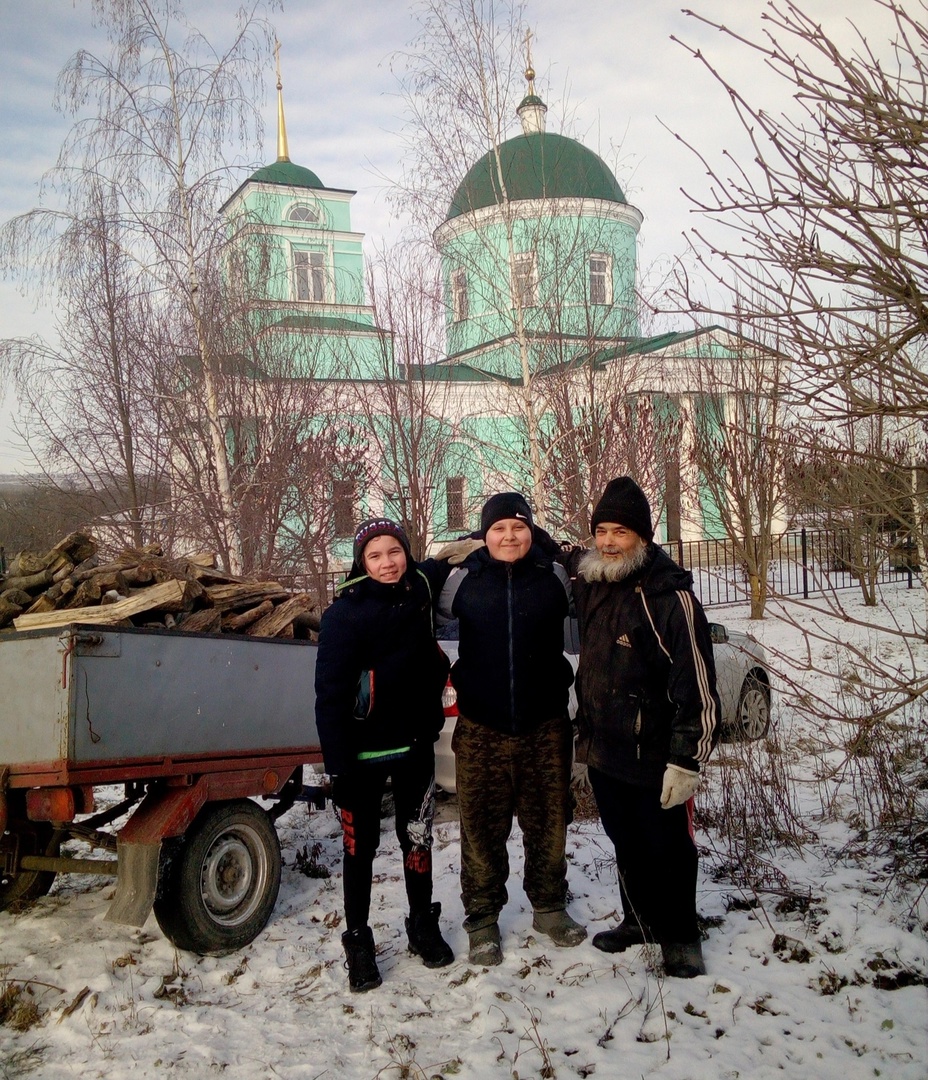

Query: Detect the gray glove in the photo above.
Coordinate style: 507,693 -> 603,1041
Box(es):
660,764 -> 700,809
433,538 -> 485,565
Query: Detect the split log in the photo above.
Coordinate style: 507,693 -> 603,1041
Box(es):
48,531 -> 97,564
223,599 -> 274,632
65,579 -> 104,609
176,608 -> 223,633
52,561 -> 75,583
204,582 -> 288,612
14,579 -> 190,631
24,594 -> 57,616
186,552 -> 217,568
121,566 -> 154,586
247,595 -> 314,638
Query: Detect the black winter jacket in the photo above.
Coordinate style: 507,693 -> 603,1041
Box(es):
570,545 -> 720,788
314,562 -> 451,776
440,544 -> 574,734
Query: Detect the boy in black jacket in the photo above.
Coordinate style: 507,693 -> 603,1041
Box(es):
315,519 -> 453,991
438,493 -> 586,965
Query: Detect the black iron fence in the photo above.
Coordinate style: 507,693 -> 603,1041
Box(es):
660,527 -> 918,608
286,527 -> 920,612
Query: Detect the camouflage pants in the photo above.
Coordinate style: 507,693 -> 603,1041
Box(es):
452,713 -> 572,931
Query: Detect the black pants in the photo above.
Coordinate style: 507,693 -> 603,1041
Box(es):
588,767 -> 699,944
453,713 -> 572,932
338,741 -> 437,932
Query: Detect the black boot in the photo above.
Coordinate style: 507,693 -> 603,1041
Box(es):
661,940 -> 706,979
342,927 -> 382,992
406,902 -> 454,968
591,918 -> 652,954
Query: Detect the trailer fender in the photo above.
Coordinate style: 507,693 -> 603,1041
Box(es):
105,778 -> 210,928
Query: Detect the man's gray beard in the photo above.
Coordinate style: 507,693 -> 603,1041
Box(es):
579,542 -> 649,582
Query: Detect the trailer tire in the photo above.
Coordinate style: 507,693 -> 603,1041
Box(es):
153,800 -> 281,956
0,821 -> 61,912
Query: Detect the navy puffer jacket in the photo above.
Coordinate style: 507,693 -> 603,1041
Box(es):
443,545 -> 573,734
315,563 -> 451,776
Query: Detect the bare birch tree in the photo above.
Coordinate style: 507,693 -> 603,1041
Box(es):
0,0 -> 277,572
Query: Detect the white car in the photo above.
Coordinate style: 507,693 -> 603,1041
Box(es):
434,620 -> 771,794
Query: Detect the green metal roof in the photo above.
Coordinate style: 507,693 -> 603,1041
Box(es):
249,160 -> 324,190
447,132 -> 625,219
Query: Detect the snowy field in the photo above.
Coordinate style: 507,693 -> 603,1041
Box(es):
2,583 -> 927,1079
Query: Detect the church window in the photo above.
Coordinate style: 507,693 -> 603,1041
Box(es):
332,477 -> 356,537
452,269 -> 469,322
288,204 -> 319,223
294,250 -> 326,302
511,252 -> 537,308
446,476 -> 467,531
589,254 -> 612,305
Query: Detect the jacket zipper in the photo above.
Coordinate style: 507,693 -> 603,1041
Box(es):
507,564 -> 516,730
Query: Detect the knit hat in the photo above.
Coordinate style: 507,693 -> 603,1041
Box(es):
352,518 -> 411,570
480,492 -> 534,537
590,477 -> 654,540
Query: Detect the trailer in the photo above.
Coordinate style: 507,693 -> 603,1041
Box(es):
0,624 -> 323,955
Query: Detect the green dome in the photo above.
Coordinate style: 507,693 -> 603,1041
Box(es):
447,132 -> 625,219
249,159 -> 323,189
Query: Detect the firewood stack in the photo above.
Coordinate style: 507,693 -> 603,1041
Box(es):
0,532 -> 320,638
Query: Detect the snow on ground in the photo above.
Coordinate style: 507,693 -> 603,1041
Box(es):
2,582 -> 927,1079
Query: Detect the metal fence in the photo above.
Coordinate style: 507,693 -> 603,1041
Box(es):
661,527 -> 918,608
286,527 -> 920,612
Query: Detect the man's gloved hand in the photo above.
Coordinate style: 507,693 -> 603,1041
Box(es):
660,764 -> 700,809
433,538 -> 485,565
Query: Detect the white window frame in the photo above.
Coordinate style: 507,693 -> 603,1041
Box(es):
287,203 -> 319,223
511,251 -> 537,309
589,253 -> 612,305
294,249 -> 327,303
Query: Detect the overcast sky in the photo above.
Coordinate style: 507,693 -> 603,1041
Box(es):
0,0 -> 895,471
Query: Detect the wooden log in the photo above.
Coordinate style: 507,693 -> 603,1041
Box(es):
247,595 -> 313,638
3,569 -> 54,594
223,599 -> 274,632
186,552 -> 217,568
24,594 -> 57,616
204,582 -> 288,612
122,566 -> 154,586
45,553 -> 75,578
0,588 -> 33,608
292,610 -> 322,636
176,607 -> 223,634
45,579 -> 76,605
47,531 -> 97,564
8,551 -> 46,577
65,579 -> 103,609
14,579 -> 189,631
52,560 -> 76,583
0,598 -> 24,629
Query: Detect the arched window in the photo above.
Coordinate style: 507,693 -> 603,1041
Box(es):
288,204 -> 319,223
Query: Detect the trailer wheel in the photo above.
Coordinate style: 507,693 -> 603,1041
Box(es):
0,820 -> 61,912
153,800 -> 281,956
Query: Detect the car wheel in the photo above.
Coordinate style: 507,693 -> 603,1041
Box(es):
733,673 -> 771,740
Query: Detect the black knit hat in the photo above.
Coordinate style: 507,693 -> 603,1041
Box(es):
590,477 -> 654,540
352,518 -> 411,570
480,492 -> 534,537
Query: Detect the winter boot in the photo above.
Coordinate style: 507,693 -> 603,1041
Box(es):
467,922 -> 503,966
591,918 -> 652,954
406,902 -> 454,968
661,940 -> 706,979
532,909 -> 587,947
342,927 -> 382,992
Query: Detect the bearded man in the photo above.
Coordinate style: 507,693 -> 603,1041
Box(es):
567,476 -> 721,978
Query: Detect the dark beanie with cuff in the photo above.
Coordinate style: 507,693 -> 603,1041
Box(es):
351,518 -> 411,572
480,492 -> 534,537
590,477 -> 654,540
